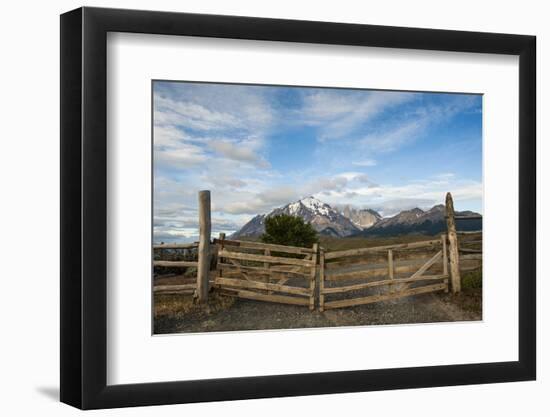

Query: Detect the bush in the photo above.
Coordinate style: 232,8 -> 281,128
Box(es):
462,269 -> 482,290
261,214 -> 318,248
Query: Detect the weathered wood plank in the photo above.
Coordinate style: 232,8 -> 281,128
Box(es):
215,277 -> 310,296
446,192 -> 461,293
459,247 -> 483,253
277,277 -> 290,286
456,230 -> 482,235
154,284 -> 196,292
325,260 -> 444,281
212,238 -> 314,254
153,260 -> 198,268
196,190 -> 211,302
388,249 -> 394,293
218,249 -> 314,266
217,262 -> 310,276
323,283 -> 447,309
322,274 -> 448,294
441,234 -> 448,276
319,249 -> 326,312
324,239 -> 441,260
461,254 -> 483,261
409,250 -> 442,280
153,242 -> 198,249
222,289 -> 310,306
309,243 -> 319,311
460,240 -> 483,245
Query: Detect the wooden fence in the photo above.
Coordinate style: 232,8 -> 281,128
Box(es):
152,190 -> 482,310
153,242 -> 199,295
457,230 -> 483,272
213,237 -> 318,310
319,237 -> 449,311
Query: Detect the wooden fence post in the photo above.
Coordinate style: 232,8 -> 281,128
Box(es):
441,234 -> 449,293
196,190 -> 211,303
213,232 -> 225,279
319,247 -> 325,312
310,243 -> 319,311
445,192 -> 461,293
388,249 -> 394,293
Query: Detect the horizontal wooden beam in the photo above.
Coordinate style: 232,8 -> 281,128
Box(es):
325,251 -> 440,269
153,284 -> 196,292
153,243 -> 198,249
213,238 -> 314,254
326,260 -> 444,281
324,239 -> 441,260
218,249 -> 314,266
218,262 -> 309,276
461,254 -> 483,261
460,240 -> 482,245
215,277 -> 311,296
322,274 -> 448,294
153,260 -> 198,268
456,230 -> 482,235
323,283 -> 447,309
447,215 -> 482,220
221,289 -> 310,306
459,248 -> 483,253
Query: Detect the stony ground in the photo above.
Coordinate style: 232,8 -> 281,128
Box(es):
154,288 -> 481,334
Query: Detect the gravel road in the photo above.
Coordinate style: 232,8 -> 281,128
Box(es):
154,289 -> 481,334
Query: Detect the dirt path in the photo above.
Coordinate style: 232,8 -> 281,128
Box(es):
154,289 -> 481,334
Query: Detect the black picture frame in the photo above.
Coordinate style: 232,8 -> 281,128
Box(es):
60,6 -> 536,410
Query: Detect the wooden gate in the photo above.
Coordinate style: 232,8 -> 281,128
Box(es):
319,236 -> 450,311
213,238 -> 318,310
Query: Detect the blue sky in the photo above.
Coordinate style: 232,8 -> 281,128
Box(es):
153,81 -> 482,242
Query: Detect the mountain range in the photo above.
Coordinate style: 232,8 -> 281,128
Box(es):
231,196 -> 482,239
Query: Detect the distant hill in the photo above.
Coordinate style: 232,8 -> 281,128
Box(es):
231,197 -> 482,239
357,204 -> 482,237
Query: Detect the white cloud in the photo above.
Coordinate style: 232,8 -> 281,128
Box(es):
300,90 -> 417,141
208,139 -> 270,168
154,142 -> 207,168
154,95 -> 242,132
352,159 -> 377,167
361,118 -> 425,152
152,83 -> 481,238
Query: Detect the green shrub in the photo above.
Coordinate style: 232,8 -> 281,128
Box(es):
462,269 -> 482,290
261,214 -> 318,248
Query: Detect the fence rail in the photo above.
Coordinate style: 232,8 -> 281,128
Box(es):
152,191 -> 482,310
319,235 -> 450,311
213,237 -> 318,310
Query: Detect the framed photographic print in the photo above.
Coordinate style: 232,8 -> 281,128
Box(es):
60,6 -> 536,409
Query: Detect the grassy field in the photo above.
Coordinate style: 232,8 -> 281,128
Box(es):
319,234 -> 440,251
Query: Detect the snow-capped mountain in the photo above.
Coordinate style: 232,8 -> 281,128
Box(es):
231,197 -> 482,239
232,196 -> 361,238
338,205 -> 382,229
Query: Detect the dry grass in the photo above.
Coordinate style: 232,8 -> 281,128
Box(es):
319,235 -> 438,251
154,292 -> 235,319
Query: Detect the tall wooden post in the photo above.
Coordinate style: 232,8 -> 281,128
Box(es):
215,232 -> 225,281
441,234 -> 449,293
388,249 -> 394,294
445,192 -> 461,293
319,248 -> 325,312
196,190 -> 211,303
309,243 -> 319,311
